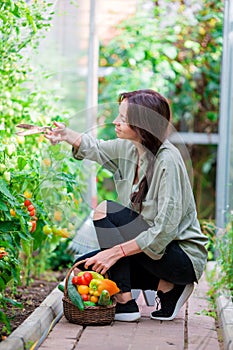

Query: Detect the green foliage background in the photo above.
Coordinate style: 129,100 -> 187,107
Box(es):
98,0 -> 223,219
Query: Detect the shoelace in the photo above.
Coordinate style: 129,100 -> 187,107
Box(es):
155,295 -> 161,310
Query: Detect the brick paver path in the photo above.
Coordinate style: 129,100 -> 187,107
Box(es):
39,272 -> 221,350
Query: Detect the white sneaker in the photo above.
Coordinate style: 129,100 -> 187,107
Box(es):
114,299 -> 141,322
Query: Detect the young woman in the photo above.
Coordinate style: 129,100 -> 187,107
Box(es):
45,89 -> 208,322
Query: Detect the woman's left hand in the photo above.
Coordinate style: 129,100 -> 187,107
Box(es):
45,121 -> 67,145
84,248 -> 119,275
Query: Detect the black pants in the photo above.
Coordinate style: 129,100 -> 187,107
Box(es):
75,200 -> 197,292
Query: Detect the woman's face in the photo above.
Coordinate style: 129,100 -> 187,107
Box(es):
113,99 -> 141,142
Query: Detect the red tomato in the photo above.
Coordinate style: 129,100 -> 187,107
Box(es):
24,199 -> 31,207
29,210 -> 35,217
27,204 -> 35,212
72,276 -> 79,285
81,294 -> 89,301
77,275 -> 87,285
30,221 -> 37,233
83,272 -> 93,285
77,274 -> 92,286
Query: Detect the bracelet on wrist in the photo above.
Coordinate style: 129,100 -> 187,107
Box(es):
119,244 -> 126,257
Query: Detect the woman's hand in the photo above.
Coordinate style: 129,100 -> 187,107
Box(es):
44,121 -> 82,148
84,240 -> 141,275
44,121 -> 67,145
84,247 -> 121,275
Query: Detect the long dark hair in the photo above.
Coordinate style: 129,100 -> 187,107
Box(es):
118,89 -> 171,212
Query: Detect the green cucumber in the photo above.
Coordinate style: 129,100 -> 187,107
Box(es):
98,290 -> 111,306
58,284 -> 64,293
67,276 -> 84,311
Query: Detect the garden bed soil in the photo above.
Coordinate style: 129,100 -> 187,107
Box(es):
0,269 -> 66,341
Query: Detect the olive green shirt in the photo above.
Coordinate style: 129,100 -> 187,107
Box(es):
73,134 -> 208,281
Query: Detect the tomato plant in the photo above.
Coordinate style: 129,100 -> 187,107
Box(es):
0,0 -> 88,335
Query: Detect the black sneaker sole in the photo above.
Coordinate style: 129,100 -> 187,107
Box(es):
150,283 -> 194,321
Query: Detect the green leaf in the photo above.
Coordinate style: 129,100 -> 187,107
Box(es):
172,61 -> 185,74
21,238 -> 32,256
0,179 -> 16,202
162,46 -> 177,60
206,111 -> 217,122
0,310 -> 10,331
3,296 -> 22,308
17,156 -> 27,170
25,9 -> 37,33
184,40 -> 200,53
0,277 -> 6,292
0,221 -> 20,233
0,201 -> 8,211
0,270 -> 12,285
15,26 -> 20,35
12,3 -> 21,18
18,229 -> 31,241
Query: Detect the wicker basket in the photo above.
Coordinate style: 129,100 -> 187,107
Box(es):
63,260 -> 116,326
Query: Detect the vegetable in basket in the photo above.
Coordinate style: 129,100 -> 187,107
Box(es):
68,276 -> 84,311
89,278 -> 120,297
98,290 -> 111,306
78,270 -> 104,280
83,301 -> 96,307
58,284 -> 65,293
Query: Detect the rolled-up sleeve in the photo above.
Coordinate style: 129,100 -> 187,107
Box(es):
72,134 -> 120,173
